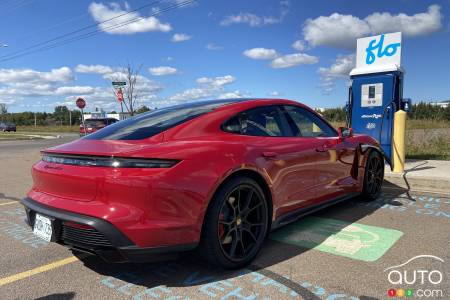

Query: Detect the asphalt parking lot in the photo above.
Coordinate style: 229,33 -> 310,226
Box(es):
0,137 -> 448,300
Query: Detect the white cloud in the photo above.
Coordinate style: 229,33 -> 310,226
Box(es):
206,43 -> 223,50
171,33 -> 192,42
292,40 -> 306,51
75,64 -> 113,74
365,5 -> 442,37
149,66 -> 178,76
169,75 -> 236,101
0,67 -> 73,84
243,48 -> 279,60
196,75 -> 236,87
54,86 -> 96,95
303,5 -> 443,48
303,14 -> 370,48
88,2 -> 172,35
271,53 -> 319,69
220,0 -> 290,27
218,90 -> 248,99
220,13 -> 268,27
318,54 -> 355,94
269,91 -> 280,97
1,65 -> 166,112
168,87 -> 215,101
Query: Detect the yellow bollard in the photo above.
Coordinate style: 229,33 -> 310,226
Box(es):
392,109 -> 407,172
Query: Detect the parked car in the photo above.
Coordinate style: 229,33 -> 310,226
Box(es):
79,118 -> 118,135
0,122 -> 16,132
22,98 -> 384,269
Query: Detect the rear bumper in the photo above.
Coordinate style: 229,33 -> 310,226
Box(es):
21,197 -> 197,263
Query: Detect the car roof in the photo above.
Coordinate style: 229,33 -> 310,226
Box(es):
164,98 -> 298,111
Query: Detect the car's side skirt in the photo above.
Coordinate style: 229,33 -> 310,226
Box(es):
271,193 -> 359,230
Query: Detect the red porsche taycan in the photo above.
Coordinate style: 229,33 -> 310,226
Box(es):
22,98 -> 384,268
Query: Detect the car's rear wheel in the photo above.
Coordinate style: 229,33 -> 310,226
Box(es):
199,176 -> 268,269
360,151 -> 384,201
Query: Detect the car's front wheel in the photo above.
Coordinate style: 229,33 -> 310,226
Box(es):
199,176 -> 269,269
361,150 -> 384,201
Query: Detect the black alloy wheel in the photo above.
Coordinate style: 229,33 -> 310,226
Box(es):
199,176 -> 268,269
361,151 -> 384,201
218,184 -> 266,262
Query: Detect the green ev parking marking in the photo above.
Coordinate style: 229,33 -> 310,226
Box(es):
270,217 -> 403,261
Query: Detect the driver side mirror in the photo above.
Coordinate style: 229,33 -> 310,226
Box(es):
338,127 -> 353,140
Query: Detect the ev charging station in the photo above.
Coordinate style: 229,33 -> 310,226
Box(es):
347,32 -> 411,171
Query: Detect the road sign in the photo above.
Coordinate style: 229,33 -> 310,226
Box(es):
112,81 -> 126,87
116,88 -> 124,102
76,97 -> 86,109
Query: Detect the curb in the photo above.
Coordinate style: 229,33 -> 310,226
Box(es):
384,172 -> 450,195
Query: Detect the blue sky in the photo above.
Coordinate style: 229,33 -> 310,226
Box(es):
1,0 -> 449,113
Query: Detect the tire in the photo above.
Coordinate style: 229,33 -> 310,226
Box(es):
360,150 -> 384,201
199,176 -> 269,269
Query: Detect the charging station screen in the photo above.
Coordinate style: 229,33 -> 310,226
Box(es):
361,83 -> 383,107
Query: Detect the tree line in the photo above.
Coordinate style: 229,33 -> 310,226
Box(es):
0,106 -> 82,126
0,102 -> 448,126
319,102 -> 450,123
0,104 -> 152,126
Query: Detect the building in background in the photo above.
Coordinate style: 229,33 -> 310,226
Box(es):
83,111 -> 130,121
430,100 -> 450,108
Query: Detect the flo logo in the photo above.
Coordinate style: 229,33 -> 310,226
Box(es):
365,34 -> 401,65
384,255 -> 445,298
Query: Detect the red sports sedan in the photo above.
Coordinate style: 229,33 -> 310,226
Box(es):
22,98 -> 384,269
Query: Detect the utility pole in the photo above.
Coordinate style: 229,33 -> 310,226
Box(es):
69,110 -> 72,126
34,112 -> 37,127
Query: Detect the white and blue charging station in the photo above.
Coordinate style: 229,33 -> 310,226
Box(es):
348,32 -> 411,165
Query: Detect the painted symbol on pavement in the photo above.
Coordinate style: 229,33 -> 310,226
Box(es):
270,217 -> 403,261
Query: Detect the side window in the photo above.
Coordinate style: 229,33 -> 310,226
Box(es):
222,106 -> 288,137
282,106 -> 337,137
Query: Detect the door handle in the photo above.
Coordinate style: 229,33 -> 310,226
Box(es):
262,151 -> 278,159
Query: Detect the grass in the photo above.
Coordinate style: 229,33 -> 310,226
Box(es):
329,119 -> 450,161
406,119 -> 450,130
405,132 -> 450,160
16,125 -> 79,133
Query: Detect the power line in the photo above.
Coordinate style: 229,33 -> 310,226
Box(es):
0,0 -> 194,63
0,0 -> 164,61
9,12 -> 91,43
0,0 -> 35,15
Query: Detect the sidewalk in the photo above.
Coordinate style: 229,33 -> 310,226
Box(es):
384,159 -> 450,194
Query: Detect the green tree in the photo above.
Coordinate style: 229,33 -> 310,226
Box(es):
135,105 -> 151,114
444,105 -> 450,121
0,103 -> 7,114
53,106 -> 70,125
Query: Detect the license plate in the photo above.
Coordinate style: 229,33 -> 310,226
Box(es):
33,213 -> 52,242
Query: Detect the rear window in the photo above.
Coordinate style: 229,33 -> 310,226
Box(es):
83,100 -> 237,140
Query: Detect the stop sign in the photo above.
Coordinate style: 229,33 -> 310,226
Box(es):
116,88 -> 124,102
76,97 -> 86,109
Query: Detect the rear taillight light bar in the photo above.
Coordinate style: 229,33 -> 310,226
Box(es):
42,152 -> 179,168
